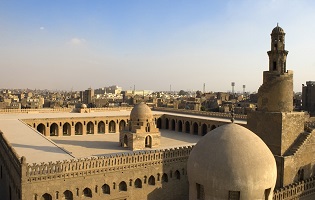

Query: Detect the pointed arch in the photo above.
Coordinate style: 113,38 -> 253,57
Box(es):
162,173 -> 168,183
145,135 -> 152,148
63,122 -> 71,136
98,121 -> 105,133
37,123 -> 45,135
178,120 -> 183,132
123,135 -> 128,147
86,121 -> 94,134
63,190 -> 73,200
119,181 -> 127,191
185,121 -> 190,133
75,122 -> 83,135
109,120 -> 116,133
171,119 -> 175,131
50,123 -> 59,136
41,193 -> 52,200
156,118 -> 162,129
134,178 -> 142,188
102,184 -> 110,194
119,120 -> 126,131
83,188 -> 92,197
165,118 -> 169,129
148,175 -> 155,185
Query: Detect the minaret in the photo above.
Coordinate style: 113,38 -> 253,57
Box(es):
258,24 -> 293,112
267,23 -> 288,74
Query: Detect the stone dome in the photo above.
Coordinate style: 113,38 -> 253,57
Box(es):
272,24 -> 285,35
130,102 -> 153,121
187,123 -> 277,200
81,104 -> 87,109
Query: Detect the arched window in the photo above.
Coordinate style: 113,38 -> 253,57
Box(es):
119,181 -> 127,191
41,193 -> 52,200
175,170 -> 180,180
148,175 -> 155,185
63,190 -> 73,200
83,188 -> 92,197
134,178 -> 142,188
162,173 -> 168,183
145,135 -> 152,148
193,122 -> 198,135
102,184 -> 110,194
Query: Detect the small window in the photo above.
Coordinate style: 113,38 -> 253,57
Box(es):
228,191 -> 240,200
273,61 -> 277,71
196,183 -> 205,200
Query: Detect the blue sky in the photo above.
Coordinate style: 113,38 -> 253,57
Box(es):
1,0 -> 315,92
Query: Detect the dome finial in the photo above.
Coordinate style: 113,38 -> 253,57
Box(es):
277,22 -> 279,27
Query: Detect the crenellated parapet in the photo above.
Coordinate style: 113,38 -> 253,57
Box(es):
273,176 -> 315,200
25,146 -> 194,182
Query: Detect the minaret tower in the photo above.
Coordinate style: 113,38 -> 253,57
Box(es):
258,24 -> 293,112
267,23 -> 288,74
247,25 -> 306,188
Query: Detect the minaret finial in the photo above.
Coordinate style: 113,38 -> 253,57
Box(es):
277,22 -> 279,27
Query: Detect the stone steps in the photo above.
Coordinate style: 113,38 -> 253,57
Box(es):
284,132 -> 311,156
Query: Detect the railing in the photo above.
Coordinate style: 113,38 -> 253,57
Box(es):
25,146 -> 193,182
152,107 -> 247,120
273,176 -> 315,200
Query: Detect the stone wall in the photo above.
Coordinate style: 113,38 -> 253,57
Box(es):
22,146 -> 193,200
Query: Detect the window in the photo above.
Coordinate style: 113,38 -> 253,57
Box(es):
196,183 -> 204,200
102,184 -> 110,194
228,191 -> 240,200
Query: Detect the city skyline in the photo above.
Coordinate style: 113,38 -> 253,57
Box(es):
1,0 -> 315,92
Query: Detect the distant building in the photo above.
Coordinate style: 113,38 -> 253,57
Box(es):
302,81 -> 315,115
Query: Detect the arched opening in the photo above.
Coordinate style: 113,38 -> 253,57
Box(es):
63,190 -> 73,200
83,188 -> 92,197
193,122 -> 198,135
210,125 -> 216,131
109,120 -> 116,133
75,122 -> 83,135
175,170 -> 180,180
156,118 -> 162,129
134,178 -> 142,188
37,123 -> 45,135
63,123 -> 71,136
185,121 -> 190,133
146,123 -> 151,132
86,121 -> 94,134
171,119 -> 175,131
41,193 -> 52,200
119,181 -> 127,191
148,175 -> 155,185
50,123 -> 58,136
102,184 -> 110,194
202,124 -> 208,136
145,135 -> 152,148
162,173 -> 168,183
123,135 -> 128,147
119,120 -> 126,131
98,121 -> 105,133
178,120 -> 183,132
165,118 -> 169,129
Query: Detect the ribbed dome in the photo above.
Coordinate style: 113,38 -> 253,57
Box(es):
187,123 -> 277,200
272,24 -> 285,35
130,102 -> 153,121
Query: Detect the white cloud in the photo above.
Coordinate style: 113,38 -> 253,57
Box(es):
69,37 -> 86,45
39,27 -> 44,30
